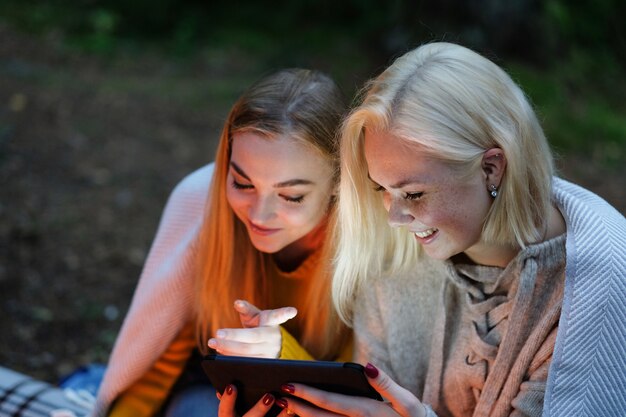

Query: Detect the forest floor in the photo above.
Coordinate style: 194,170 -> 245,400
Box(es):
1,24 -> 624,384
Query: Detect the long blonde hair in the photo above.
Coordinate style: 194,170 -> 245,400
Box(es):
196,69 -> 349,359
333,42 -> 555,324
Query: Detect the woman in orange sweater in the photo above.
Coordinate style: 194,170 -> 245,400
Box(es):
90,68 -> 351,417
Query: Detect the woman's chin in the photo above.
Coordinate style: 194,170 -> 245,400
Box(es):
249,237 -> 284,254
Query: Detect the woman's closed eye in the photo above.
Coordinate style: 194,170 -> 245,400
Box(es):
280,194 -> 305,204
404,192 -> 423,200
231,178 -> 306,204
374,185 -> 422,201
231,179 -> 254,190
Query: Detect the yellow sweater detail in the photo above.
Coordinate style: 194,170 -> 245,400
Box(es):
108,244 -> 348,416
108,322 -> 196,417
108,322 -> 333,416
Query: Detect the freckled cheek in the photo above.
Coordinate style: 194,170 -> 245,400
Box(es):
420,194 -> 463,230
283,205 -> 319,229
225,190 -> 252,216
407,195 -> 444,224
290,196 -> 330,229
441,198 -> 484,241
446,208 -> 472,234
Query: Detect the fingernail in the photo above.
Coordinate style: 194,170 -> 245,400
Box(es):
216,329 -> 226,338
364,363 -> 379,378
281,383 -> 295,394
275,398 -> 288,409
226,385 -> 234,395
208,339 -> 217,348
262,393 -> 274,406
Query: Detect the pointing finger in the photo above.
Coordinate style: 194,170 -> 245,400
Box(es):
257,306 -> 297,326
234,300 -> 262,328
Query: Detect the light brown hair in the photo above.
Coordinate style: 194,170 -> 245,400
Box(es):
196,69 -> 349,359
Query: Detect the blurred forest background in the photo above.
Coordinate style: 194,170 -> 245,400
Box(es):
1,0 -> 625,383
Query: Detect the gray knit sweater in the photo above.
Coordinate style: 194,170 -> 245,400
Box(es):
353,178 -> 625,417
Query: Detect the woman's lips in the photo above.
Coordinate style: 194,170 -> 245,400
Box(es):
248,221 -> 281,236
413,228 -> 439,244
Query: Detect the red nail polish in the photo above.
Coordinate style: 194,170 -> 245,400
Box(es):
262,393 -> 274,406
281,383 -> 295,394
226,385 -> 234,395
275,398 -> 288,409
364,363 -> 379,378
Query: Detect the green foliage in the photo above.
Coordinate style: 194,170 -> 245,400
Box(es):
543,0 -> 626,66
2,1 -> 624,66
67,8 -> 118,53
1,0 -> 624,159
509,63 -> 625,166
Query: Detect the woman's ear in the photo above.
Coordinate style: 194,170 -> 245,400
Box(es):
482,148 -> 507,188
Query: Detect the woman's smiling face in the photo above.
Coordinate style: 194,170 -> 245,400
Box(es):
226,131 -> 335,257
364,129 -> 494,262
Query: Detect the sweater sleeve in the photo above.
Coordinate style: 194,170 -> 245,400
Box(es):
91,164 -> 214,417
108,322 -> 196,417
352,280 -> 392,373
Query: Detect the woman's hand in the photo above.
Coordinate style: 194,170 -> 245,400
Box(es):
209,300 -> 297,358
275,363 -> 428,417
217,384 -> 294,417
234,299 -> 297,329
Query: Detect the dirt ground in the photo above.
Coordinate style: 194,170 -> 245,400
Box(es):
1,25 -> 624,385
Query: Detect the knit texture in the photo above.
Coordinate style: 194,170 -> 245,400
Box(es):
90,164 -> 213,417
354,178 -> 626,417
544,178 -> 626,417
424,235 -> 566,417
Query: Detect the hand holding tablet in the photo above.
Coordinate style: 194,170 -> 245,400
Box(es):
202,355 -> 382,417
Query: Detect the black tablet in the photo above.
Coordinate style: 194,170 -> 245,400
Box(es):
202,354 -> 382,416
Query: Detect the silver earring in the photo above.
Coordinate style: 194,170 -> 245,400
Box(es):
489,184 -> 498,198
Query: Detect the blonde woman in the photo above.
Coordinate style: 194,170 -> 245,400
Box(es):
232,43 -> 625,416
91,68 -> 351,417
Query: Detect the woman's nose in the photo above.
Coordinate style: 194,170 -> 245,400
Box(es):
386,197 -> 414,228
248,195 -> 276,223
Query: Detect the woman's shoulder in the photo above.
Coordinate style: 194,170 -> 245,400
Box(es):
553,177 -> 625,246
553,177 -> 623,220
160,163 -> 215,215
170,163 -> 215,202
546,182 -> 625,416
151,163 -> 215,240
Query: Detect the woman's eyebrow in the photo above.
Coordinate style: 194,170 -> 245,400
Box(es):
230,162 -> 251,181
367,172 -> 422,189
230,162 -> 314,188
274,178 -> 315,188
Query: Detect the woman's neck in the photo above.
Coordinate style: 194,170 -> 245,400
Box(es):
463,204 -> 567,268
545,204 -> 567,240
464,242 -> 520,268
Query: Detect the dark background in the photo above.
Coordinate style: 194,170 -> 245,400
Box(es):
1,0 -> 625,383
